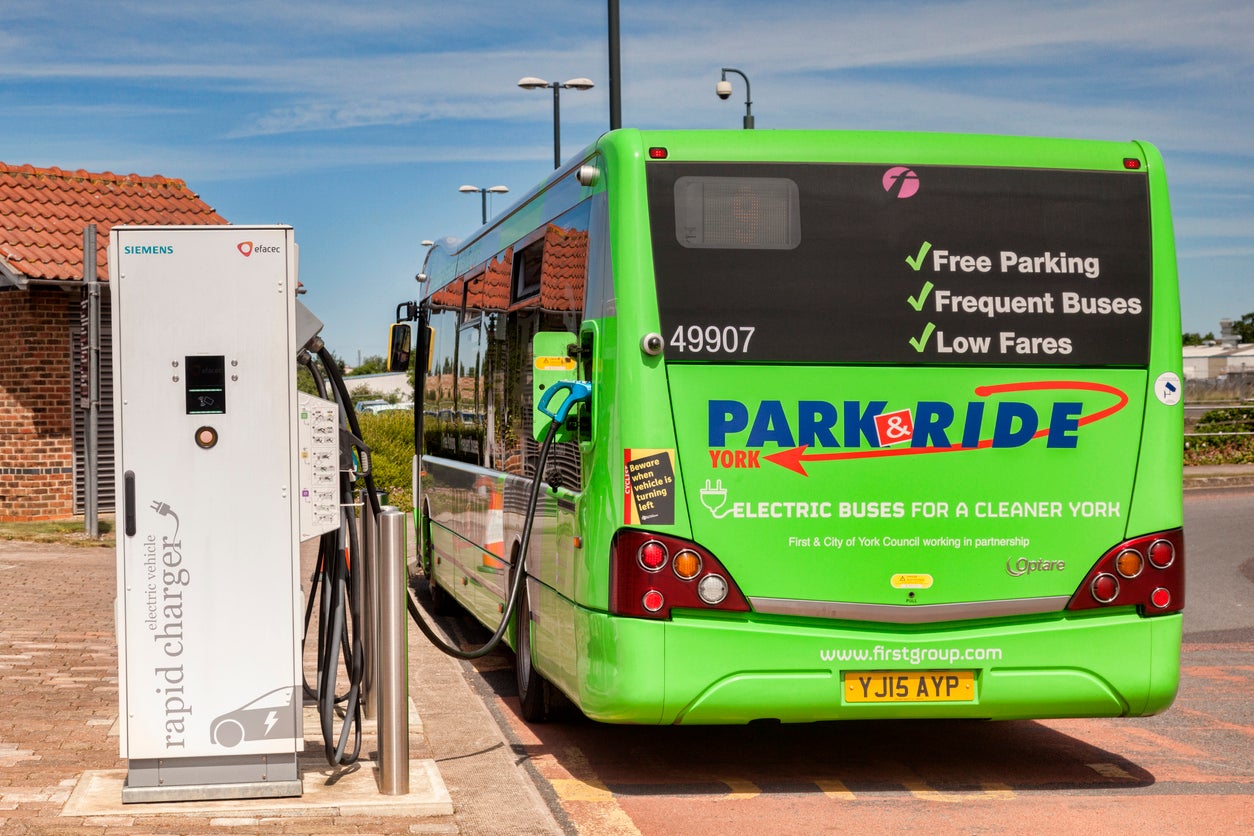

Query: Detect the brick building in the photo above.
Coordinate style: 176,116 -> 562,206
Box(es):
0,163 -> 226,521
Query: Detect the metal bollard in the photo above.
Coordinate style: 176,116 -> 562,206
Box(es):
358,491 -> 378,720
377,506 -> 410,795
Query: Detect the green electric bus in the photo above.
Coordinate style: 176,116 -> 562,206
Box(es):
406,128 -> 1183,724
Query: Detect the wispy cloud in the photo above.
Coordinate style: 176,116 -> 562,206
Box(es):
1,0 -> 1250,340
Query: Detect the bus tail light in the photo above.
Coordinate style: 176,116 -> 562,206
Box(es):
610,529 -> 750,619
638,540 -> 668,572
1066,528 -> 1184,616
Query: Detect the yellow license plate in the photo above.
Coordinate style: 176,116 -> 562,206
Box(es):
844,670 -> 975,703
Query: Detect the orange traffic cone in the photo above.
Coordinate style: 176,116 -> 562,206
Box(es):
483,485 -> 506,570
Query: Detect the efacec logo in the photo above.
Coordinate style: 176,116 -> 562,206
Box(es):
236,241 -> 282,257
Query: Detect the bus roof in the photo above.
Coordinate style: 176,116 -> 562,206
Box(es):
417,128 -> 1161,298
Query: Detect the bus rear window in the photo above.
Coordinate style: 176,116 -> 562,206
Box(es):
647,162 -> 1153,366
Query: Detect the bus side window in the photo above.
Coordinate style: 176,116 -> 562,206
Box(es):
584,190 -> 615,321
455,271 -> 488,466
423,277 -> 464,460
534,204 -> 592,490
488,201 -> 592,491
513,239 -> 543,300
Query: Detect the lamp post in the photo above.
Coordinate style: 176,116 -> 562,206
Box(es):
716,67 -> 754,129
517,76 -> 595,168
608,0 -> 621,130
458,185 -> 509,225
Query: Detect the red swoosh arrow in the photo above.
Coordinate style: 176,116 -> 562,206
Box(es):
764,380 -> 1128,477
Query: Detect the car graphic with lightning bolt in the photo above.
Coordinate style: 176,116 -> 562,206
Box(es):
209,686 -> 296,748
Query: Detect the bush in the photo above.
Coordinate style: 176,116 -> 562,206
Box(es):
357,410 -> 416,512
1184,406 -> 1254,465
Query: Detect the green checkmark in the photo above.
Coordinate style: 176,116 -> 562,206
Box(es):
907,280 -> 934,311
906,241 -> 932,271
909,322 -> 936,352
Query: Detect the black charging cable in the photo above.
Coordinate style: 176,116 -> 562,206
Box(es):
295,345 -> 384,767
405,417 -> 562,659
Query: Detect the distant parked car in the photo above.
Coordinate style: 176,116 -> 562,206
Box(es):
371,402 -> 414,413
355,399 -> 389,413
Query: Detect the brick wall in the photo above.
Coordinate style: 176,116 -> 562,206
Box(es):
0,287 -> 75,521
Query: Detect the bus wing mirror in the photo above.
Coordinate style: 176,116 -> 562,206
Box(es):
386,323 -> 412,372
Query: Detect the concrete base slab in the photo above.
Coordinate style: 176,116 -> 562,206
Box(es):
61,758 -> 452,818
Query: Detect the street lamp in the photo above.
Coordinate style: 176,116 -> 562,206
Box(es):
716,67 -> 754,129
517,76 -> 595,169
458,184 -> 509,225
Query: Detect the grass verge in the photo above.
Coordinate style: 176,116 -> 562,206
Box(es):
0,518 -> 115,548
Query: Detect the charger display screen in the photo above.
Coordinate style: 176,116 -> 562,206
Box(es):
185,355 -> 226,414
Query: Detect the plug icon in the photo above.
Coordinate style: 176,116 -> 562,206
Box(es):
150,499 -> 181,540
700,479 -> 732,518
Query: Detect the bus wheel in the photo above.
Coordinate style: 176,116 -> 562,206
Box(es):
514,572 -> 550,722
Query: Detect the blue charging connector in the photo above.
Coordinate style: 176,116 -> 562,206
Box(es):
538,379 -> 592,426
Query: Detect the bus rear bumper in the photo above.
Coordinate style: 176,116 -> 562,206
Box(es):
572,608 -> 1182,725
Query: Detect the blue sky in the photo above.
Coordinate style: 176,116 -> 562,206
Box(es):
3,0 -> 1251,360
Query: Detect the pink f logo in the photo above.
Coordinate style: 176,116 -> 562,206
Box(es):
882,166 -> 920,199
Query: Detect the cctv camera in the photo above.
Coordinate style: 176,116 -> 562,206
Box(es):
640,333 -> 665,356
716,80 -> 733,100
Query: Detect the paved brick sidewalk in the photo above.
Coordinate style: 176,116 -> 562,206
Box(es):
0,539 -> 560,835
0,542 -> 120,834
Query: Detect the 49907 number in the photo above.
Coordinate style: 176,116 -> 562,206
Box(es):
669,325 -> 756,354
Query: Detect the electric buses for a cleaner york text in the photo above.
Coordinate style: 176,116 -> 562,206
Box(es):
393,129 -> 1183,725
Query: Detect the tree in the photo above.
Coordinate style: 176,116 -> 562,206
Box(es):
351,354 -> 388,375
1234,313 -> 1254,344
1183,331 -> 1215,346
296,350 -> 344,396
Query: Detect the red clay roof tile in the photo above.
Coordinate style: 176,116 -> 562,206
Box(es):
0,161 -> 227,281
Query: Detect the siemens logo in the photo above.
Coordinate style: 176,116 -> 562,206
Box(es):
123,245 -> 175,255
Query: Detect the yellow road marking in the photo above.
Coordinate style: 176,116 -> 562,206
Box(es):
550,777 -> 615,802
816,778 -> 855,800
1087,762 -> 1137,780
720,778 -> 760,799
546,745 -> 643,834
905,780 -> 1017,802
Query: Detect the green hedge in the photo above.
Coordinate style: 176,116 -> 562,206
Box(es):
1184,406 -> 1254,465
357,411 -> 415,512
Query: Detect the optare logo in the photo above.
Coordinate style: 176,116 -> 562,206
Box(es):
237,241 -> 253,257
1006,556 -> 1066,577
882,166 -> 920,199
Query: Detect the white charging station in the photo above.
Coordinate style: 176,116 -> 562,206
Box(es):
111,225 -> 319,802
